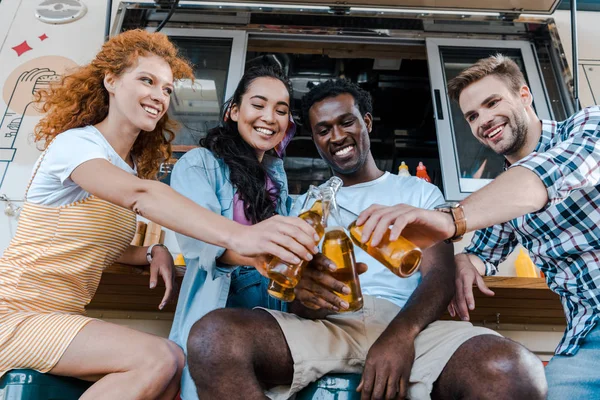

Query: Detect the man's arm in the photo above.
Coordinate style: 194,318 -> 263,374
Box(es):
358,241 -> 455,400
356,166 -> 547,250
385,241 -> 455,337
461,166 -> 547,232
359,107 -> 600,249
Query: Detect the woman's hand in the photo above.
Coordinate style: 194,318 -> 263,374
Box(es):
229,215 -> 319,265
148,245 -> 177,310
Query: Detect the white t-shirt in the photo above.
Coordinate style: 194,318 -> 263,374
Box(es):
27,125 -> 137,207
292,172 -> 445,309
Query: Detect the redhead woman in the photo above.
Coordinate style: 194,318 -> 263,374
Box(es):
0,30 -> 317,399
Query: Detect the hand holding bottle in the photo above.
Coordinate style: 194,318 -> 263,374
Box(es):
294,253 -> 368,313
355,203 -> 455,250
230,215 -> 320,266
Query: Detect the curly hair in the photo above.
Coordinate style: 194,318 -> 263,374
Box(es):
33,29 -> 193,179
301,79 -> 373,130
201,65 -> 293,224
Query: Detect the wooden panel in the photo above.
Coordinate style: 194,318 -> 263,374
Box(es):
482,276 -> 550,290
87,263 -> 184,313
172,145 -> 198,153
91,265 -> 564,325
441,277 -> 565,326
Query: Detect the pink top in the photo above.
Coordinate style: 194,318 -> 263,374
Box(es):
232,176 -> 277,226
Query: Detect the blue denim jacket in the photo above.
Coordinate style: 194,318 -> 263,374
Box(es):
168,147 -> 291,400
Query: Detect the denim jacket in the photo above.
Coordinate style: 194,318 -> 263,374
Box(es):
168,147 -> 292,400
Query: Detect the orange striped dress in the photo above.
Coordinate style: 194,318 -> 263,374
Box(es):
0,154 -> 136,377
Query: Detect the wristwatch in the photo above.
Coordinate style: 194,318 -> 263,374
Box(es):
146,243 -> 168,263
433,202 -> 467,243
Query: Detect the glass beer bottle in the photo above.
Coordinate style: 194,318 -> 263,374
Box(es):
267,186 -> 323,291
267,279 -> 296,302
321,185 -> 363,312
267,178 -> 343,301
346,211 -> 422,278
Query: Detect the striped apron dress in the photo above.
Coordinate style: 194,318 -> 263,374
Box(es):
0,150 -> 137,377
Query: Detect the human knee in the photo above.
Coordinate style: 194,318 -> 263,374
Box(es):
187,309 -> 249,370
147,339 -> 182,380
132,338 -> 182,398
466,336 -> 547,399
168,340 -> 185,375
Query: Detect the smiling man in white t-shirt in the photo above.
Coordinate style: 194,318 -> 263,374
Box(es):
183,79 -> 547,400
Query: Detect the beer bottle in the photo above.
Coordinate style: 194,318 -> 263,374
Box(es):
267,279 -> 296,302
321,185 -> 363,312
267,178 -> 343,301
345,208 -> 422,278
267,186 -> 323,291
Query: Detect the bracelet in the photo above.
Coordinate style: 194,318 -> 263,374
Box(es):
146,243 -> 168,263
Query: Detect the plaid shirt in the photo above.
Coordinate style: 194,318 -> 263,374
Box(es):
465,105 -> 600,356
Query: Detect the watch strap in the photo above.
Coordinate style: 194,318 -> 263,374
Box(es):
449,204 -> 467,242
435,203 -> 467,243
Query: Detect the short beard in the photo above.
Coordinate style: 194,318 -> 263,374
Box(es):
499,110 -> 528,157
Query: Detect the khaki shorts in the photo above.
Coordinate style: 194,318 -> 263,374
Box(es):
258,295 -> 500,400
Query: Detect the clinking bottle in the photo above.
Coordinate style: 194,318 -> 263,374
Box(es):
344,209 -> 423,278
266,178 -> 343,302
321,183 -> 363,312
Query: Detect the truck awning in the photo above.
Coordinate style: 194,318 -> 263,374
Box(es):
180,0 -> 560,14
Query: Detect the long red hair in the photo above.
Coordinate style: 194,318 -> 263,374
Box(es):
34,29 -> 193,179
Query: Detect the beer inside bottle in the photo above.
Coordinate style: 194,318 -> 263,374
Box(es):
322,226 -> 363,312
266,209 -> 325,288
267,178 -> 342,302
267,279 -> 295,302
348,221 -> 422,278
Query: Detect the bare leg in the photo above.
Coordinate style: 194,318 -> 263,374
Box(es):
187,308 -> 294,400
49,320 -> 184,400
432,335 -> 547,400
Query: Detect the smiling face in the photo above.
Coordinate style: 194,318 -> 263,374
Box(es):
309,93 -> 372,175
230,77 -> 290,160
105,54 -> 174,133
459,74 -> 531,157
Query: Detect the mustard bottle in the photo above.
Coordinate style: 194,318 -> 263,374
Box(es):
398,161 -> 410,177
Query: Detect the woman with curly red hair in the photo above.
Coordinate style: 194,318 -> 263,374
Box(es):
0,29 -> 317,399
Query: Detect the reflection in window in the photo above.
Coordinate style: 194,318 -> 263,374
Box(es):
168,37 -> 233,146
440,48 -> 529,184
159,37 -> 233,185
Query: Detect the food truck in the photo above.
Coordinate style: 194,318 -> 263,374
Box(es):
0,0 -> 598,364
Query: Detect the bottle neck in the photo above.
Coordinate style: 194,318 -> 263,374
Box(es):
300,185 -> 322,213
322,189 -> 344,229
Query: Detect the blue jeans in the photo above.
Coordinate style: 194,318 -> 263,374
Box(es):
226,266 -> 287,312
546,323 -> 600,400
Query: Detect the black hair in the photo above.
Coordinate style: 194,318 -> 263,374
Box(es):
200,65 -> 293,224
301,79 -> 373,130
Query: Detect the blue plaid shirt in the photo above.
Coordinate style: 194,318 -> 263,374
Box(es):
465,106 -> 600,356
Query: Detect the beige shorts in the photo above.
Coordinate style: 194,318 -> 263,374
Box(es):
259,295 -> 500,400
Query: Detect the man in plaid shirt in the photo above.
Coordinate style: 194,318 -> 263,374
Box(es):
356,55 -> 600,399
